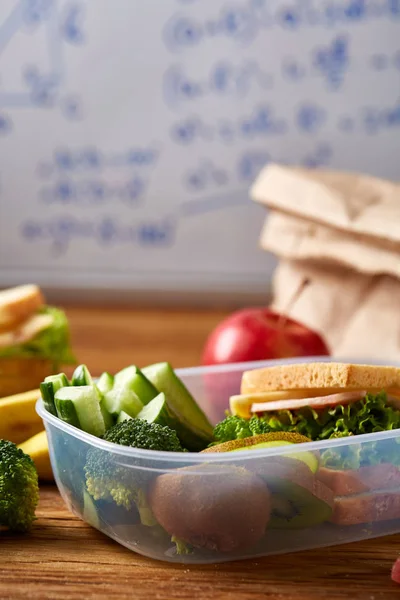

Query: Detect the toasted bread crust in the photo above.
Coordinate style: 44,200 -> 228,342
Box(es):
241,362 -> 400,394
0,285 -> 44,330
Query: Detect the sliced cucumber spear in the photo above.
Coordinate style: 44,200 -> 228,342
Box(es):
96,372 -> 114,395
114,366 -> 158,405
99,396 -> 114,431
142,362 -> 214,451
40,373 -> 69,416
55,385 -> 106,437
71,364 -> 93,386
137,393 -> 180,429
117,410 -> 133,424
103,387 -> 143,419
137,392 -> 204,450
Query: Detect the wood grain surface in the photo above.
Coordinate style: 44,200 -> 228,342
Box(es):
0,305 -> 399,600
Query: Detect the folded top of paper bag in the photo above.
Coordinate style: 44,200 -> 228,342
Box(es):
251,164 -> 400,244
261,210 -> 400,278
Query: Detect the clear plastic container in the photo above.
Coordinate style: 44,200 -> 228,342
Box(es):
37,357 -> 400,564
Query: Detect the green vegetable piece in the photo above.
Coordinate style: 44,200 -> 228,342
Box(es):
103,419 -> 185,452
213,392 -> 400,445
40,372 -> 69,416
117,411 -> 133,424
0,440 -> 39,532
55,385 -> 106,437
96,372 -> 114,395
137,393 -> 169,424
137,392 -> 193,441
213,415 -> 253,444
85,419 -> 183,527
71,364 -> 93,386
103,388 -> 143,419
114,366 -> 158,405
171,535 -> 193,555
142,362 -> 213,450
99,396 -> 114,431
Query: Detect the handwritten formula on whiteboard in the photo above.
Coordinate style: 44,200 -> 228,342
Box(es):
0,0 -> 399,294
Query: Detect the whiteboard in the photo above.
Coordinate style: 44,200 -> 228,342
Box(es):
0,0 -> 399,298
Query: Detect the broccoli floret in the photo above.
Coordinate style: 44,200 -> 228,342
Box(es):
103,419 -> 185,452
171,535 -> 193,555
0,440 -> 39,532
213,415 -> 252,443
85,446 -> 156,526
85,419 -> 184,526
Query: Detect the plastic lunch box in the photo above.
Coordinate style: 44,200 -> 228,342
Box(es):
37,356 -> 400,564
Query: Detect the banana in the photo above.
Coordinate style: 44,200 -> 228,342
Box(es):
18,430 -> 53,481
0,388 -> 43,444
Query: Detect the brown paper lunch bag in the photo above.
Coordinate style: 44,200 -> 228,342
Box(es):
251,164 -> 400,361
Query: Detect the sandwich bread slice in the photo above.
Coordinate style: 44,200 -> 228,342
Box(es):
241,362 -> 400,396
0,285 -> 45,331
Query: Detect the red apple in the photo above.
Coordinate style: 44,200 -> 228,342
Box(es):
392,558 -> 400,584
202,307 -> 330,366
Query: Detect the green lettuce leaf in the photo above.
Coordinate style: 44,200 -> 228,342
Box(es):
213,393 -> 400,467
256,392 -> 400,441
0,306 -> 76,367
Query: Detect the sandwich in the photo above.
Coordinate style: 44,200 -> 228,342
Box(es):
0,285 -> 75,397
230,362 -> 400,439
226,362 -> 400,526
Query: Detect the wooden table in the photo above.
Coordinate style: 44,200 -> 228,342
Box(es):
1,306 -> 399,600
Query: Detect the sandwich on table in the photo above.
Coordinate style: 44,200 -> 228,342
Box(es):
0,285 -> 75,397
226,362 -> 400,526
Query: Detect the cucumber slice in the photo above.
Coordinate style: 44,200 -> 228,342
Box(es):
114,366 -> 158,405
71,364 -> 93,386
40,373 -> 69,416
55,385 -> 106,437
40,383 -> 58,416
137,392 -> 203,450
114,365 -> 140,388
137,393 -> 180,429
137,393 -> 167,425
104,388 -> 143,419
96,372 -> 115,429
45,373 -> 69,387
128,373 -> 158,405
99,396 -> 114,430
142,362 -> 213,450
117,410 -> 133,423
96,372 -> 114,395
